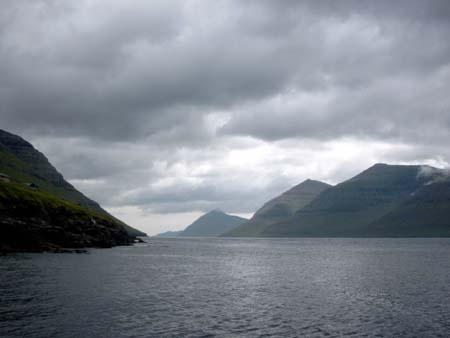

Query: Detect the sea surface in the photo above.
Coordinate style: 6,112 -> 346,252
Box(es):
1,238 -> 450,338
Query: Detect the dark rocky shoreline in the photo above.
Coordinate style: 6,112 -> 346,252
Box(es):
0,214 -> 136,254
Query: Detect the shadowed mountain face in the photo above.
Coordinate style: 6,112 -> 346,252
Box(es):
262,163 -> 450,237
367,180 -> 450,237
0,129 -> 145,252
0,130 -> 100,210
0,129 -> 145,238
158,210 -> 247,238
225,179 -> 331,237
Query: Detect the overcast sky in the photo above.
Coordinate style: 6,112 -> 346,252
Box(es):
1,0 -> 450,235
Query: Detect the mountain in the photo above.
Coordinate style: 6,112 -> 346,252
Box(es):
367,179 -> 450,236
156,230 -> 183,238
225,179 -> 331,236
157,210 -> 247,237
0,129 -> 145,252
0,129 -> 145,238
262,163 -> 450,237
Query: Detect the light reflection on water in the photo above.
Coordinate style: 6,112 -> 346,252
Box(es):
1,238 -> 450,337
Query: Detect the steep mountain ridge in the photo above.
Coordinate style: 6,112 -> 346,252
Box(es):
225,179 -> 331,236
0,129 -> 145,252
0,129 -> 145,237
262,164 -> 450,237
0,130 -> 100,209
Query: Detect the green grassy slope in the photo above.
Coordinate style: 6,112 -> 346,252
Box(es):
0,133 -> 100,209
0,129 -> 145,237
365,180 -> 450,237
225,179 -> 331,236
262,164 -> 430,237
0,181 -> 132,252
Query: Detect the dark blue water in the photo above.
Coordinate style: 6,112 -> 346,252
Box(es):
1,238 -> 450,338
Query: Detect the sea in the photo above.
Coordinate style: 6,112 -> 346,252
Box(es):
1,238 -> 450,338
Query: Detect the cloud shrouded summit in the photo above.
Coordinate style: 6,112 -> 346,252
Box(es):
1,0 -> 450,234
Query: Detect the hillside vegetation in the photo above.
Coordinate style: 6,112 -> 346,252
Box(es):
0,129 -> 145,252
261,164 -> 450,237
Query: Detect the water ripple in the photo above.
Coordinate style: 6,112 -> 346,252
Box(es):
1,238 -> 450,337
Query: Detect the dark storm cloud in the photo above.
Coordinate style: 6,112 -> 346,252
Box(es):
221,70 -> 450,144
1,0 -> 450,227
252,0 -> 450,24
0,0 -> 297,141
221,1 -> 450,144
2,0 -> 450,144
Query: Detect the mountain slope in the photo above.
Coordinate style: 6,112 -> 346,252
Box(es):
0,129 -> 145,252
0,129 -> 145,237
262,164 -> 433,237
0,130 -> 100,209
225,179 -> 331,236
168,210 -> 247,237
366,180 -> 450,237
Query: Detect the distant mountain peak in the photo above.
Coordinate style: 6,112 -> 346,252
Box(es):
208,209 -> 225,214
198,209 -> 227,220
368,162 -> 422,170
298,178 -> 330,186
284,179 -> 331,195
356,163 -> 448,188
225,179 -> 331,237
300,178 -> 317,184
173,210 -> 247,237
349,163 -> 426,185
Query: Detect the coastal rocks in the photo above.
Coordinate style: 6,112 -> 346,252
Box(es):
0,189 -> 134,253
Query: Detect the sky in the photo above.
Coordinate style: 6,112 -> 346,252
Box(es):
1,0 -> 450,235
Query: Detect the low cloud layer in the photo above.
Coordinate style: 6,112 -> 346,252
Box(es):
1,1 -> 450,234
